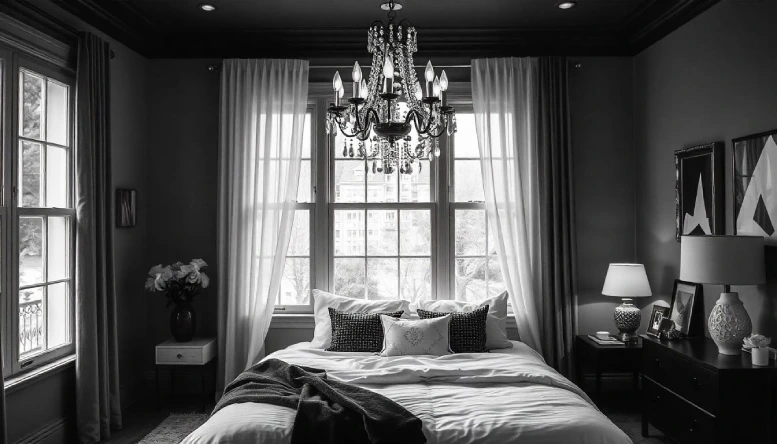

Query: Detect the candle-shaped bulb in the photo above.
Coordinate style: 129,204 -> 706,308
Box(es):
333,71 -> 342,92
360,79 -> 367,98
352,61 -> 362,83
425,61 -> 435,82
440,70 -> 449,91
433,76 -> 441,97
383,55 -> 394,79
414,82 -> 423,100
338,87 -> 344,98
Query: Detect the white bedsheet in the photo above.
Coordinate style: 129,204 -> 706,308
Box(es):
183,341 -> 631,444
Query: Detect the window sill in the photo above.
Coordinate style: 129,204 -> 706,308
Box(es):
5,354 -> 76,394
270,313 -> 518,329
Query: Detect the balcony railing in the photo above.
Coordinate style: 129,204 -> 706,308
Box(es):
20,299 -> 43,356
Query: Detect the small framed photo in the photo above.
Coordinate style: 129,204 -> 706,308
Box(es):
669,279 -> 704,337
658,318 -> 676,339
116,188 -> 137,228
647,305 -> 671,338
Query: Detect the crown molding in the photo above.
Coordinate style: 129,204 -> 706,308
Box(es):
8,0 -> 721,59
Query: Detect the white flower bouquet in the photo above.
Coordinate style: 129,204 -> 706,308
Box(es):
744,334 -> 771,349
145,259 -> 210,305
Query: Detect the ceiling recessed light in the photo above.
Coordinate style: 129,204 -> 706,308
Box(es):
557,1 -> 577,9
198,3 -> 217,12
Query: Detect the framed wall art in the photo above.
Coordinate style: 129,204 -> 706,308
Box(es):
669,279 -> 703,337
675,142 -> 724,241
733,129 -> 777,245
116,188 -> 137,228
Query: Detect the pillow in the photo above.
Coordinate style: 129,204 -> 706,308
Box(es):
417,305 -> 489,353
310,289 -> 410,349
416,291 -> 512,350
380,315 -> 453,357
327,308 -> 404,352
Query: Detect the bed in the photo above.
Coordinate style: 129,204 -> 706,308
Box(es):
183,340 -> 631,444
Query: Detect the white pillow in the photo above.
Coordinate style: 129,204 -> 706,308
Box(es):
310,289 -> 410,349
416,291 -> 513,350
380,315 -> 453,357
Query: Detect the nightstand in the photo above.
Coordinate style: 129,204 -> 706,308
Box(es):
575,335 -> 642,401
641,334 -> 777,443
155,337 -> 216,412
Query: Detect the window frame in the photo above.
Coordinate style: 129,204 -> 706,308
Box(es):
5,54 -> 76,376
275,85 -> 481,313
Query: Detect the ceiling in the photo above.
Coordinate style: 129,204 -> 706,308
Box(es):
31,0 -> 721,57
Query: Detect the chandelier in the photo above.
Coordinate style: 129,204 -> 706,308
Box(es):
325,0 -> 456,175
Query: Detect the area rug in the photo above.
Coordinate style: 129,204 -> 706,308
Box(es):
138,413 -> 208,443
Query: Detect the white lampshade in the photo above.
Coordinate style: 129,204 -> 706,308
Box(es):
680,235 -> 765,285
602,263 -> 653,297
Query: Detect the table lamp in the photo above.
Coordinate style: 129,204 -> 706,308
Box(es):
680,235 -> 764,355
602,263 -> 653,342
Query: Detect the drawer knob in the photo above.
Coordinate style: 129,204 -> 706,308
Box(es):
689,419 -> 698,433
691,377 -> 700,388
655,358 -> 662,368
177,354 -> 183,359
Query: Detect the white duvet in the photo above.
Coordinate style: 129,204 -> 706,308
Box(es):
183,341 -> 631,444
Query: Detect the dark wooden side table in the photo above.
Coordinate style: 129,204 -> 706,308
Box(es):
155,338 -> 217,412
575,335 -> 642,401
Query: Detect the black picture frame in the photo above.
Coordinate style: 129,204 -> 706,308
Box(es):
675,142 -> 724,241
647,305 -> 671,338
733,129 -> 777,245
669,279 -> 703,337
116,189 -> 137,228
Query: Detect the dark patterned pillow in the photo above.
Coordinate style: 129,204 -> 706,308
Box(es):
326,308 -> 404,352
417,305 -> 489,353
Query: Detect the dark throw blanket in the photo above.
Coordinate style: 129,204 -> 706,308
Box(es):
213,358 -> 426,444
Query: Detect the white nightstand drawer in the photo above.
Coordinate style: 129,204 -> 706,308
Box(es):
156,338 -> 216,365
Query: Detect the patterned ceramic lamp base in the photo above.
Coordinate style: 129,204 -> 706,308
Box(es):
614,298 -> 641,342
708,292 -> 751,355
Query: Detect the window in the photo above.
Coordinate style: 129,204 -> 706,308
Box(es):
450,113 -> 503,302
1,54 -> 76,377
276,95 -> 494,311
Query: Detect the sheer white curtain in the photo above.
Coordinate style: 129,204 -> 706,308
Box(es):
471,57 -> 544,355
217,59 -> 309,389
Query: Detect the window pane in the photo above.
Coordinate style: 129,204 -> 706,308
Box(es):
400,210 -> 431,256
455,210 -> 486,256
368,170 -> 398,203
454,113 -> 480,158
19,287 -> 43,358
280,258 -> 310,305
46,80 -> 68,146
334,160 -> 365,202
334,258 -> 366,299
287,210 -> 309,256
47,145 -> 68,208
297,160 -> 311,203
367,210 -> 397,256
454,160 -> 485,202
48,217 -> 69,281
400,258 -> 431,303
334,210 -> 364,256
487,258 -> 505,297
400,160 -> 430,203
47,282 -> 70,349
21,71 -> 43,140
20,217 -> 44,286
367,258 -> 398,300
20,141 -> 42,207
455,258 -> 487,302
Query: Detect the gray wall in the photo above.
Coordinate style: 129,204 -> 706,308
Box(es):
634,0 -> 777,338
570,57 -> 637,335
145,59 -> 220,349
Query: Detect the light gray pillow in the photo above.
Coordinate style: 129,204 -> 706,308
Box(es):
379,314 -> 453,357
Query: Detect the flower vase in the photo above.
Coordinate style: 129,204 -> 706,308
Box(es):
170,302 -> 196,342
752,347 -> 770,366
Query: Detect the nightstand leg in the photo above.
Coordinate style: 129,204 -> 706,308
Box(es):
155,366 -> 160,410
595,369 -> 602,400
633,371 -> 639,393
201,365 -> 206,413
